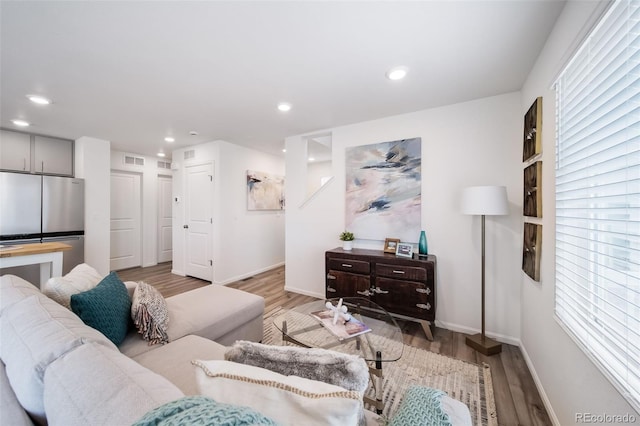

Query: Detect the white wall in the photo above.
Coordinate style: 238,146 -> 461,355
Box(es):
74,136 -> 110,276
520,1 -> 639,424
172,140 -> 285,285
285,92 -> 523,342
110,150 -> 173,268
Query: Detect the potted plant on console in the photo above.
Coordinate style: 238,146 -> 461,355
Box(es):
340,231 -> 355,251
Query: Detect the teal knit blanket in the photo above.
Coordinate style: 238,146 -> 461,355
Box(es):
388,385 -> 453,426
133,396 -> 279,426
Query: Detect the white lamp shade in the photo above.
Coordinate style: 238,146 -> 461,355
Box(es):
461,185 -> 509,216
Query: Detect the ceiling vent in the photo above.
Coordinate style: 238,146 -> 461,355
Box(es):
184,150 -> 195,160
124,154 -> 145,166
157,160 -> 172,170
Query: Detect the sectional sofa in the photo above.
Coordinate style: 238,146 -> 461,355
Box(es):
0,272 -> 265,425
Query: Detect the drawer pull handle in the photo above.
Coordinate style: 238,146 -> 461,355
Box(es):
357,289 -> 372,296
392,270 -> 405,274
327,274 -> 336,280
416,303 -> 431,310
341,264 -> 353,268
416,288 -> 431,295
327,287 -> 337,293
373,287 -> 389,294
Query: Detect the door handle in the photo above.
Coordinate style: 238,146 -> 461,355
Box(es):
341,264 -> 353,268
327,274 -> 336,280
356,289 -> 372,296
327,287 -> 337,293
183,225 -> 189,229
416,303 -> 431,310
373,287 -> 389,294
416,288 -> 431,295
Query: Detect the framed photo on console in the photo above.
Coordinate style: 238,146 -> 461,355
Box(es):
383,238 -> 400,254
396,242 -> 413,258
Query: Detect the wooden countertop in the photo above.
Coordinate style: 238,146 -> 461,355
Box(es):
0,242 -> 72,258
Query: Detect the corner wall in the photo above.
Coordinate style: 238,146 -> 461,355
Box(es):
519,1 -> 639,424
285,92 -> 523,342
74,136 -> 110,276
172,140 -> 285,285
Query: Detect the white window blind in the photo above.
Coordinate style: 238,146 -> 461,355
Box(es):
555,0 -> 640,411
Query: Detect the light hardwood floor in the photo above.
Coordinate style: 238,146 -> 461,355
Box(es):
118,262 -> 552,426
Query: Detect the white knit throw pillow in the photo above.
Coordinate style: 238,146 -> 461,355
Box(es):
42,263 -> 103,309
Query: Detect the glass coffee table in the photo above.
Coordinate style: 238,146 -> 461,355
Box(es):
272,297 -> 404,413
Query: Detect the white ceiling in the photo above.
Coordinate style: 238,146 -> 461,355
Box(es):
0,1 -> 565,160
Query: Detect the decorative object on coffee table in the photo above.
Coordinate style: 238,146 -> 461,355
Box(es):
324,298 -> 352,324
339,231 -> 355,251
461,186 -> 509,356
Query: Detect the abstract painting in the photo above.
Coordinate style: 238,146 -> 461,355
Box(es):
247,170 -> 285,210
345,138 -> 421,242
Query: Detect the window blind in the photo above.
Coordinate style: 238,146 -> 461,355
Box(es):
555,0 -> 640,412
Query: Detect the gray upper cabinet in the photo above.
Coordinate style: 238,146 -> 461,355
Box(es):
0,129 -> 73,176
34,136 -> 73,176
0,129 -> 31,172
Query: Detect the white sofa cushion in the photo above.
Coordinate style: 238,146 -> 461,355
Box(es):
0,274 -> 43,315
44,342 -> 184,426
0,361 -> 33,426
42,263 -> 102,309
193,359 -> 364,426
133,335 -> 227,395
0,295 -> 116,423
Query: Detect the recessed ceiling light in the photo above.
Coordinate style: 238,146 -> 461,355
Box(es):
27,95 -> 52,105
164,137 -> 175,143
386,66 -> 408,80
308,157 -> 315,162
282,149 -> 287,153
12,119 -> 30,127
157,152 -> 166,157
277,103 -> 291,112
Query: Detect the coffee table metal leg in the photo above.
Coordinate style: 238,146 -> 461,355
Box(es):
375,351 -> 382,414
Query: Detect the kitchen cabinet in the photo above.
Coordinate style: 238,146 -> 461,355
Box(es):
0,129 -> 73,176
0,129 -> 31,172
325,248 -> 436,340
34,136 -> 73,176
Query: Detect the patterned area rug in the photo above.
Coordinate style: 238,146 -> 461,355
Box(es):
263,307 -> 498,426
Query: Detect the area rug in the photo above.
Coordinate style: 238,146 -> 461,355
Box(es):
263,307 -> 498,426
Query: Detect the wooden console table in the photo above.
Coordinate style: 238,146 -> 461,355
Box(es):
0,242 -> 71,287
325,248 -> 437,340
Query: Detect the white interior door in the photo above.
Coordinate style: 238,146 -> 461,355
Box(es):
185,163 -> 213,281
157,175 -> 173,263
110,172 -> 141,271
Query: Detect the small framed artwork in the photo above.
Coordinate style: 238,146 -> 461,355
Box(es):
524,161 -> 543,217
523,97 -> 543,162
383,238 -> 400,254
522,223 -> 542,281
396,242 -> 414,258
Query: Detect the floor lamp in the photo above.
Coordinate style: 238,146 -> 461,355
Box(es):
461,185 -> 509,356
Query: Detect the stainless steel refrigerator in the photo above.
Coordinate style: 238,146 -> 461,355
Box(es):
0,172 -> 85,282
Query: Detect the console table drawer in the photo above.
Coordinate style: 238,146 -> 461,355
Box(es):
376,263 -> 426,281
328,258 -> 370,274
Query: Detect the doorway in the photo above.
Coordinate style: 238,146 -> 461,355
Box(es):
184,163 -> 213,281
110,171 -> 141,270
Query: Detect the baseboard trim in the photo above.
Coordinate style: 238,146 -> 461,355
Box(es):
283,285 -> 324,299
435,320 -> 520,347
214,262 -> 285,286
171,269 -> 185,277
518,341 -> 560,426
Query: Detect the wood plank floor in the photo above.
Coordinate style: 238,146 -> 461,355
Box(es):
118,263 -> 552,426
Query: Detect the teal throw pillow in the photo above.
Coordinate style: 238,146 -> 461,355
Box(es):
133,395 -> 278,426
70,271 -> 131,346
